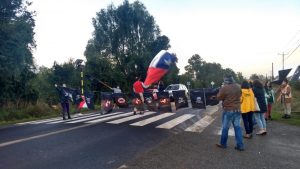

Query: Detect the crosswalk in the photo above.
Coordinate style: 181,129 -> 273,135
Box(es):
16,106 -> 219,133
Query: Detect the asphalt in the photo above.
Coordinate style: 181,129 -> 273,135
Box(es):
0,106 -> 299,169
122,110 -> 300,169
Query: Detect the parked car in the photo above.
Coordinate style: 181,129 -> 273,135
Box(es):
164,84 -> 189,101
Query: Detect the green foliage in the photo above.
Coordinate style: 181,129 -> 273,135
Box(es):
0,0 -> 36,106
0,102 -> 59,122
85,0 -> 171,92
181,54 -> 245,88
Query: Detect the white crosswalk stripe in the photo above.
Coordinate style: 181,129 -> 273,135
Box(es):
156,114 -> 195,129
130,113 -> 174,126
67,112 -> 125,124
85,112 -> 134,124
15,106 -> 219,134
48,113 -> 101,124
185,115 -> 215,133
107,111 -> 157,124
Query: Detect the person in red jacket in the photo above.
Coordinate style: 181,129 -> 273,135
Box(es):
133,77 -> 147,115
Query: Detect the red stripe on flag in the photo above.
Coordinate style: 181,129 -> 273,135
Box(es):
144,67 -> 168,86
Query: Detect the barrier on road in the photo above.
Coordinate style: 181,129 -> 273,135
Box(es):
101,92 -> 114,114
144,92 -> 157,111
190,89 -> 206,109
157,92 -> 172,112
172,90 -> 188,110
113,93 -> 129,108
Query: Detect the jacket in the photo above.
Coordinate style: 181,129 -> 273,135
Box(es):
217,83 -> 241,111
253,87 -> 267,113
240,89 -> 255,113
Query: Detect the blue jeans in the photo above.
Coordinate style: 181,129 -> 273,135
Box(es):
220,111 -> 244,149
254,113 -> 266,129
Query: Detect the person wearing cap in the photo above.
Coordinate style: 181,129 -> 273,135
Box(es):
55,83 -> 71,120
216,75 -> 244,151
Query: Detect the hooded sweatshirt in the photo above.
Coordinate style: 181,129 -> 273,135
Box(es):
240,89 -> 255,113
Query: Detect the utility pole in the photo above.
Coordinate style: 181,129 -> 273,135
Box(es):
272,62 -> 274,81
278,52 -> 288,70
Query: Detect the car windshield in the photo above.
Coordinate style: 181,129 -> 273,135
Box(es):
165,85 -> 179,90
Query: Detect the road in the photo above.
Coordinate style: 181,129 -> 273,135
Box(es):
0,106 -> 219,169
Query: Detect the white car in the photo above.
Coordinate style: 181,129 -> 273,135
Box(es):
164,84 -> 189,100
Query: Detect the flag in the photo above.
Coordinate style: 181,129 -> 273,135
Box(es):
144,50 -> 177,86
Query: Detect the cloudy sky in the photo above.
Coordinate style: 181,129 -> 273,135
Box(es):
30,0 -> 300,77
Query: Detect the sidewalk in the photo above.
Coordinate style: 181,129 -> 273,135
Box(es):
121,109 -> 300,169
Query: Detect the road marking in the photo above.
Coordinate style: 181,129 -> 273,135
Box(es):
48,113 -> 101,124
217,127 -> 235,136
130,113 -> 174,126
67,112 -> 124,124
156,114 -> 195,129
185,115 -> 216,133
85,112 -> 134,123
107,111 -> 157,124
16,117 -> 61,125
0,123 -> 94,148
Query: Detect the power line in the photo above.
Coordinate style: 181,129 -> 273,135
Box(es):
278,52 -> 289,70
285,42 -> 300,60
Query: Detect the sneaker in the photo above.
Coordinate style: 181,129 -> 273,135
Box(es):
235,146 -> 245,151
243,134 -> 252,139
216,143 -> 226,149
256,130 -> 265,135
133,111 -> 137,115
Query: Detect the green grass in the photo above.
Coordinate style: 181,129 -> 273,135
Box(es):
0,103 -> 101,127
271,87 -> 300,126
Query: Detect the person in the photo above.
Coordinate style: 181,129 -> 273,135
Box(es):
277,78 -> 292,119
264,81 -> 275,120
55,84 -> 71,120
252,79 -> 267,135
240,81 -> 255,139
112,86 -> 122,109
112,86 -> 122,93
158,80 -> 165,92
133,77 -> 146,115
216,75 -> 244,151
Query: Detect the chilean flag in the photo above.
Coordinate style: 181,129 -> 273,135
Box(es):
144,50 -> 177,86
78,95 -> 88,109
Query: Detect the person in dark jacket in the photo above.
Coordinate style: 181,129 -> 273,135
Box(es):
55,84 -> 71,120
252,80 -> 267,135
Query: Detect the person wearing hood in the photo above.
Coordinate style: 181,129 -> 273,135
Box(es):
240,81 -> 255,139
252,79 -> 268,135
216,75 -> 244,151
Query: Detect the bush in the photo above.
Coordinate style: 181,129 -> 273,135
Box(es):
290,80 -> 300,90
0,103 -> 59,122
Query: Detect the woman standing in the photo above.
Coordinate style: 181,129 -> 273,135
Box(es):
240,81 -> 255,138
277,78 -> 292,119
264,81 -> 275,120
252,80 -> 268,135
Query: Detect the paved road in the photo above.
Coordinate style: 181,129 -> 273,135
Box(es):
0,106 -> 219,169
123,110 -> 300,169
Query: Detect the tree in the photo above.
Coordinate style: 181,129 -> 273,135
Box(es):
85,0 -> 171,92
182,54 -> 243,88
0,0 -> 36,106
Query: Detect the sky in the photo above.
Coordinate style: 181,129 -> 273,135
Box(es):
29,0 -> 300,78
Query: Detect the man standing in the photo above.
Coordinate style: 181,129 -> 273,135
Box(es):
216,75 -> 244,151
133,77 -> 146,115
55,84 -> 71,120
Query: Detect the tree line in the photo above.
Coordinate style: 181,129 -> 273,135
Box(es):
0,0 -> 246,112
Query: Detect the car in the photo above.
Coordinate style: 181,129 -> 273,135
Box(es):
164,84 -> 189,101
